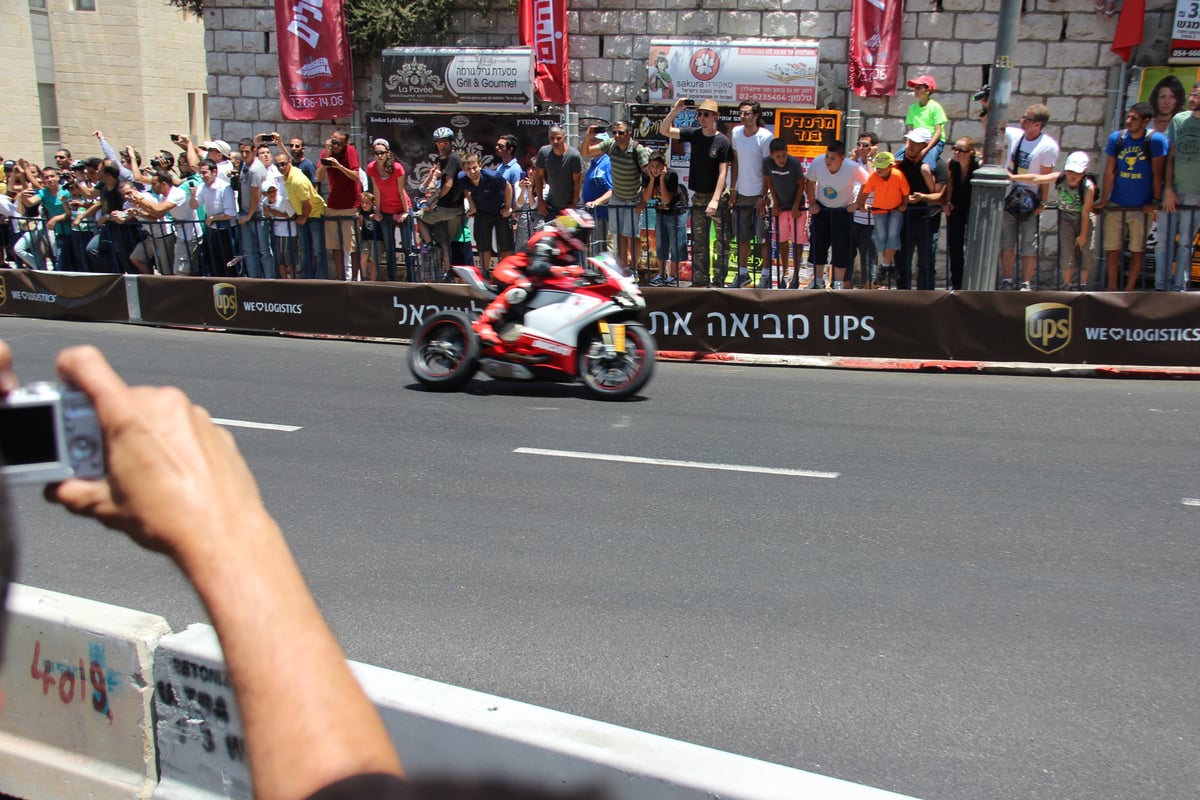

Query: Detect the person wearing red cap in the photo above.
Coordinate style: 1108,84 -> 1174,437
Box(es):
905,76 -> 948,168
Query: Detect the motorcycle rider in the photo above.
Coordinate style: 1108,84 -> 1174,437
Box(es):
473,209 -> 595,345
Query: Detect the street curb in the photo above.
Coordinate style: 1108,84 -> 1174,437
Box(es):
655,350 -> 1200,379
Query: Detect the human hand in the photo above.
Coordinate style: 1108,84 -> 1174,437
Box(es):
94,130 -> 103,140
706,199 -> 718,218
48,346 -> 273,564
0,340 -> 18,395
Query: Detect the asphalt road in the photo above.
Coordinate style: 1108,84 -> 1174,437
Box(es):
2,316 -> 1198,800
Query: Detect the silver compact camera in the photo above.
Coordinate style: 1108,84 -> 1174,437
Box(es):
0,382 -> 105,485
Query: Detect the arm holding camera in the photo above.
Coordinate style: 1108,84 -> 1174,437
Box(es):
11,345 -> 407,799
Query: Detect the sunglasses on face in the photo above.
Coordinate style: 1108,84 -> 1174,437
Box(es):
953,147 -> 971,153
697,111 -> 715,117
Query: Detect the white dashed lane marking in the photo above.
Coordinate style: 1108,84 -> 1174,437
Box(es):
514,447 -> 839,479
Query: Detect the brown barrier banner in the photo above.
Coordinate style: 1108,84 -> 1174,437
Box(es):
9,276 -> 1200,368
138,276 -> 352,335
343,282 -> 485,338
137,277 -> 489,339
644,288 -> 1200,366
0,270 -> 127,321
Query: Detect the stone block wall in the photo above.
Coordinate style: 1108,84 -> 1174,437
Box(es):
204,0 -> 1177,163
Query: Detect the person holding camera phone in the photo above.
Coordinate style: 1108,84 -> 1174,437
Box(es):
660,97 -> 733,288
315,130 -> 360,281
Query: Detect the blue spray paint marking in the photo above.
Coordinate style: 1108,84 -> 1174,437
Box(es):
88,641 -> 114,719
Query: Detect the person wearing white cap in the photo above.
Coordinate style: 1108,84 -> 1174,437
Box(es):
203,140 -> 234,178
904,76 -> 948,168
1009,150 -> 1097,290
892,127 -> 946,289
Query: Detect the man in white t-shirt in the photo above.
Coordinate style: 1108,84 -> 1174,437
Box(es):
804,140 -> 869,289
1000,104 -> 1059,290
729,100 -> 774,287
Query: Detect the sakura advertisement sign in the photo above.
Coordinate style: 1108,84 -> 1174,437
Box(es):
646,40 -> 819,108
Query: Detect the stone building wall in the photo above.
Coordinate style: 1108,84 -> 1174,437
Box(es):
204,0 -> 1176,162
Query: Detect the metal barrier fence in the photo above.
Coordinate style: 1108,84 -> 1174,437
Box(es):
5,202 -> 1193,291
2,215 -> 430,282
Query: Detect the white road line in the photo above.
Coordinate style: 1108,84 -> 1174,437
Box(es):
212,418 -> 302,432
1183,498 -> 1200,507
514,447 -> 839,479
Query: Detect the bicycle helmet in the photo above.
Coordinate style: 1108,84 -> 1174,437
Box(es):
433,127 -> 455,141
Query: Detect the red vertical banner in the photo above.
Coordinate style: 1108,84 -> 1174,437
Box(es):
1111,0 -> 1145,62
275,0 -> 354,120
519,0 -> 570,105
848,0 -> 903,97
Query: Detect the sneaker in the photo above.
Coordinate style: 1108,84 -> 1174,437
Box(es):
731,273 -> 752,288
999,278 -> 1014,290
664,276 -> 678,286
648,274 -> 666,286
1019,281 -> 1031,291
807,278 -> 826,289
832,280 -> 844,290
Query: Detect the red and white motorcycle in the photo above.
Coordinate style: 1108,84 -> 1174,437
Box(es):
408,253 -> 656,400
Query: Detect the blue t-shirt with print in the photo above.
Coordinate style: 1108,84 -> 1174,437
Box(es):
1105,129 -> 1168,207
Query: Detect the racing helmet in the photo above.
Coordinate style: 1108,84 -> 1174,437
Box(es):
551,209 -> 595,251
433,126 -> 455,141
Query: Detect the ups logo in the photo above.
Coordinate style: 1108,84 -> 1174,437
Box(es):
213,283 -> 238,321
1025,303 -> 1071,355
0,274 -> 6,307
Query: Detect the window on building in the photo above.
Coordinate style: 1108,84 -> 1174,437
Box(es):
29,0 -> 47,10
38,82 -> 61,149
74,0 -> 96,10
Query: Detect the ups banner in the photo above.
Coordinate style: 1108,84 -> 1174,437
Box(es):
137,277 -> 489,339
0,270 -> 127,321
643,289 -> 1200,366
11,276 -> 1200,367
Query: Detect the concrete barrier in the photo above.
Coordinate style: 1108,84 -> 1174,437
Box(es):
153,623 -> 918,800
0,584 -> 172,800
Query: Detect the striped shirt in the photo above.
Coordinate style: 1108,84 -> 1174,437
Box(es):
600,139 -> 650,203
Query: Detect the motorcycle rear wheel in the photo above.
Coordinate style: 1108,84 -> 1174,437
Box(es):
408,311 -> 481,391
577,322 -> 656,400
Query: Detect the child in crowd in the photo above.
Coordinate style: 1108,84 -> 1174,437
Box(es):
357,190 -> 385,282
763,138 -> 807,288
643,151 -> 686,286
514,156 -> 540,252
263,183 -> 297,279
904,76 -> 948,168
1009,150 -> 1097,290
855,151 -> 909,287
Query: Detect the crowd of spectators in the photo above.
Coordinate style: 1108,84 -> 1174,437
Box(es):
0,129 -> 427,281
2,78 -> 1197,291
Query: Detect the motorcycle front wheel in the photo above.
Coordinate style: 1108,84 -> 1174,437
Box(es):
408,311 -> 481,391
577,322 -> 656,400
